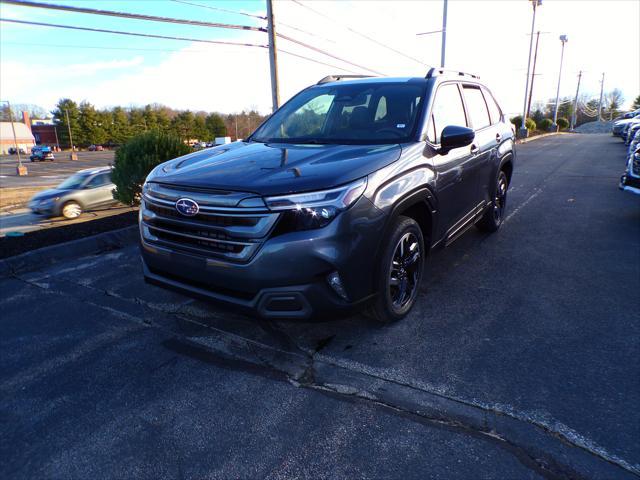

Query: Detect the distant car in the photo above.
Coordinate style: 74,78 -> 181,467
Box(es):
30,146 -> 55,162
620,146 -> 640,196
29,166 -> 117,219
88,144 -> 104,151
8,147 -> 27,155
625,122 -> 640,145
612,113 -> 640,137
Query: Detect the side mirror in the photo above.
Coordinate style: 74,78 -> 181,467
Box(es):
439,125 -> 475,154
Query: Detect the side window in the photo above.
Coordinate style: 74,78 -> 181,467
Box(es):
374,96 -> 387,122
428,83 -> 467,144
483,88 -> 503,124
87,173 -> 110,188
463,86 -> 491,130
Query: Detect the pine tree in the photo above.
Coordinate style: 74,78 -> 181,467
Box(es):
205,113 -> 227,139
52,98 -> 80,149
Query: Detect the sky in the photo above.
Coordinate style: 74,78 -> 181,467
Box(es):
1,0 -> 639,117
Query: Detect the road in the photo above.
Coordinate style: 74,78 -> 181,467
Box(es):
1,134 -> 638,479
0,150 -> 115,188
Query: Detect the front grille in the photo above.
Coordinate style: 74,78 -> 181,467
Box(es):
141,182 -> 279,262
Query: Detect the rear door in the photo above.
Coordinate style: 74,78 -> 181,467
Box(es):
427,82 -> 478,238
460,84 -> 495,206
82,173 -> 115,209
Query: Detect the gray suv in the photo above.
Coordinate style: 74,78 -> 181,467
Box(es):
29,167 -> 117,219
140,69 -> 515,322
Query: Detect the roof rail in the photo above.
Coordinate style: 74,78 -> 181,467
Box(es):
316,74 -> 374,84
426,68 -> 480,80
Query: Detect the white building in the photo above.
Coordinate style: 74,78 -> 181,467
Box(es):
0,122 -> 35,154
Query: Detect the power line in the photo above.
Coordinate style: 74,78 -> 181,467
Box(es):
0,18 -> 267,47
171,0 -> 336,45
290,0 -> 429,67
277,32 -> 384,76
170,0 -> 266,20
4,0 -> 380,75
1,39 -> 358,73
2,0 -> 265,32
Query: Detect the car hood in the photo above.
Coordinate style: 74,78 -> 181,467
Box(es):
30,188 -> 70,201
147,141 -> 403,196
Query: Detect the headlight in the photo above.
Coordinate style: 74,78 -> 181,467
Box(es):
265,178 -> 367,231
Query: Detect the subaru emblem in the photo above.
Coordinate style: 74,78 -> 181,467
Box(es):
175,198 -> 199,216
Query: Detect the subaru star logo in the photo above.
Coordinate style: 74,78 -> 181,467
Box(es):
175,198 -> 199,217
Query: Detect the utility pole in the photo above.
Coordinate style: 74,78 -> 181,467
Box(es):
440,0 -> 448,68
520,0 -> 541,139
597,72 -> 605,121
5,101 -> 27,176
266,0 -> 280,112
526,30 -> 541,119
54,126 -> 60,151
570,70 -> 582,131
552,35 -> 568,130
65,108 -> 77,160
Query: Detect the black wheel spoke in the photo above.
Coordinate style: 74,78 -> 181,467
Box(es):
388,231 -> 422,311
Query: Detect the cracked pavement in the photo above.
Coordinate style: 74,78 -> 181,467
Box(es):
1,134 -> 639,479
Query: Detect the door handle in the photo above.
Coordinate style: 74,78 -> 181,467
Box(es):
470,144 -> 479,154
496,133 -> 502,143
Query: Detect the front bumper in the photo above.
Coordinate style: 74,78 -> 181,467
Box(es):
619,174 -> 640,196
140,196 -> 387,319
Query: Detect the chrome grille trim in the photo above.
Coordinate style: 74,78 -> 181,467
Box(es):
140,184 -> 279,262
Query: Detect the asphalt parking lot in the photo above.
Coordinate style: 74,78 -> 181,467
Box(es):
1,134 -> 638,479
0,150 -> 115,188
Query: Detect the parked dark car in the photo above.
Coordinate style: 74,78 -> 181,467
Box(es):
140,70 -> 515,322
30,146 -> 55,162
88,144 -> 104,151
29,166 -> 117,219
8,147 -> 27,155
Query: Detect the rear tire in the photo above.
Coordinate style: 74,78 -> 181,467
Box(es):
476,170 -> 508,232
367,216 -> 425,324
62,201 -> 82,219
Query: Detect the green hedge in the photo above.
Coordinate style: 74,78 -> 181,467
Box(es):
538,118 -> 553,131
556,117 -> 569,130
112,130 -> 192,205
510,116 -> 536,131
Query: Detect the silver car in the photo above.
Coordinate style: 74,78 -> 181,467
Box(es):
29,167 -> 117,219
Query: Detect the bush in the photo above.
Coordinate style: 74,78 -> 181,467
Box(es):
538,118 -> 553,131
525,118 -> 536,131
510,115 -> 522,130
556,117 -> 569,130
112,130 -> 192,205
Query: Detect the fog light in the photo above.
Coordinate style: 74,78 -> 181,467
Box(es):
327,271 -> 348,301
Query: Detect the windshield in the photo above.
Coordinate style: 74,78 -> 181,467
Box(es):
58,173 -> 88,190
251,82 -> 425,144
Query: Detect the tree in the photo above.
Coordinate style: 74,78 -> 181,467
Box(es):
171,110 -> 196,140
52,98 -> 80,148
205,113 -> 227,139
633,95 -> 640,110
603,89 -> 624,120
111,131 -> 191,205
128,108 -> 147,136
78,101 -> 106,146
110,107 -> 131,145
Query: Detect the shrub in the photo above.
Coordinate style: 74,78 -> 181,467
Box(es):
525,118 -> 536,131
510,115 -> 522,130
538,118 -> 553,131
112,130 -> 192,205
556,117 -> 569,130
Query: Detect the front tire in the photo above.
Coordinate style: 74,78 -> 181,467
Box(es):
477,170 -> 508,232
62,201 -> 82,219
368,216 -> 425,324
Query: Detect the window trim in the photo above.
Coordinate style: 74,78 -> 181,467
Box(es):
461,83 -> 492,132
425,81 -> 469,147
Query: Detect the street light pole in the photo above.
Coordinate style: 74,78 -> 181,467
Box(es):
526,30 -> 541,119
440,0 -> 448,68
65,108 -> 78,160
266,0 -> 280,112
552,35 -> 568,130
570,70 -> 582,131
597,72 -> 605,121
519,0 -> 541,139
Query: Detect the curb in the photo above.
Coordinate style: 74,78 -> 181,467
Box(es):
0,225 -> 137,278
515,131 -> 568,145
